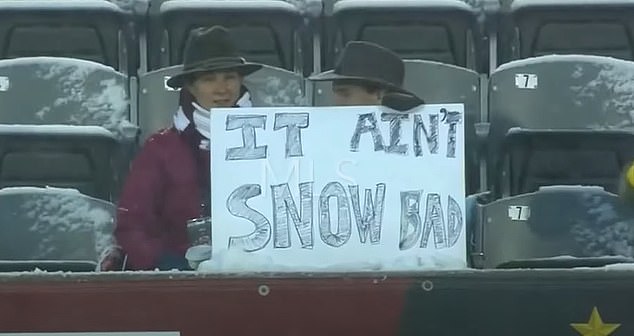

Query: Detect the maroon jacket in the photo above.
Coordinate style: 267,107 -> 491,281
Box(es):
114,90 -> 211,270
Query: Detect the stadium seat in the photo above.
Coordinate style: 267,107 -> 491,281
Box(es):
471,185 -> 634,269
0,57 -> 138,201
487,55 -> 634,197
0,187 -> 116,272
138,64 -> 307,142
499,0 -> 634,64
495,129 -> 634,197
0,0 -> 135,73
327,0 -> 480,70
0,126 -> 119,202
311,59 -> 483,194
147,0 -> 304,72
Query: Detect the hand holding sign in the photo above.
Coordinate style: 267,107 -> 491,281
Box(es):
204,104 -> 466,273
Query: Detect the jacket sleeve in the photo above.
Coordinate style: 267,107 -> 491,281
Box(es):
114,138 -> 166,270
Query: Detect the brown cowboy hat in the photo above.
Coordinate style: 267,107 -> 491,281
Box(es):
166,25 -> 263,89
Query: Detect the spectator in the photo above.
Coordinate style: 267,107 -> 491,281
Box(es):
114,26 -> 263,271
309,40 -> 424,111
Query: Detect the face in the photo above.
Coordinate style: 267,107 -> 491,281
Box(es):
187,70 -> 243,109
332,83 -> 384,106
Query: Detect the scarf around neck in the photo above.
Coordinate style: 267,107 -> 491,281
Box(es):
173,91 -> 253,147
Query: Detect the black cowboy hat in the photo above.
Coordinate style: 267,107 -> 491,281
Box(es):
166,25 -> 263,89
309,41 -> 424,111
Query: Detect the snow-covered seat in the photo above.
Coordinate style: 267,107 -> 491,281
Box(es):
0,0 -> 135,73
327,0 -> 480,70
138,64 -> 306,142
0,187 -> 116,272
499,0 -> 634,64
148,0 -> 304,72
486,55 -> 634,197
0,57 -> 138,200
311,59 -> 483,194
471,185 -> 634,269
0,125 -> 120,201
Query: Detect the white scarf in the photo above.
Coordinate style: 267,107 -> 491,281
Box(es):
173,91 -> 253,150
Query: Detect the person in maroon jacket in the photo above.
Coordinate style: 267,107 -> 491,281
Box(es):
114,26 -> 263,270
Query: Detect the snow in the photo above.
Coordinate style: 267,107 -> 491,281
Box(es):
160,0 -> 300,14
0,125 -> 115,139
494,54 -> 631,73
334,0 -> 475,12
196,249 -> 467,273
494,54 -> 634,131
0,186 -> 116,263
511,0 -> 634,11
569,190 -> 634,259
602,263 -> 634,270
0,186 -> 82,197
0,0 -> 123,12
245,67 -> 306,106
0,57 -> 137,141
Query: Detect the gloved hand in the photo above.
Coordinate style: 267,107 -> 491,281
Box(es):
156,252 -> 192,271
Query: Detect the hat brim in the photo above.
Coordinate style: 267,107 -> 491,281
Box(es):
308,70 -> 424,107
166,62 -> 263,89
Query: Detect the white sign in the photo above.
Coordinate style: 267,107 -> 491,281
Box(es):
207,104 -> 466,273
515,73 -> 538,89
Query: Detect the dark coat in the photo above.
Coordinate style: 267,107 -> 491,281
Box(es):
114,90 -> 211,270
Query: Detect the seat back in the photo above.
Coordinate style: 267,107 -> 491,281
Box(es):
488,55 -> 634,193
0,57 -> 137,200
0,187 -> 116,271
0,0 -> 133,72
329,0 -> 479,69
471,185 -> 634,269
0,126 -> 118,201
497,129 -> 634,196
148,0 -> 303,72
500,0 -> 634,63
312,60 -> 482,194
138,64 -> 306,142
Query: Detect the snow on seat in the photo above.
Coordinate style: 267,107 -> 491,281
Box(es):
138,64 -> 306,142
0,186 -> 116,272
0,124 -> 120,201
471,185 -> 634,269
0,57 -> 137,142
150,0 -> 303,72
499,0 -> 634,64
329,0 -> 479,69
0,0 -> 131,71
487,55 -> 634,195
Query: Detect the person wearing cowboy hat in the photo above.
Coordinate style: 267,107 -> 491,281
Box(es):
114,26 -> 263,271
309,41 -> 425,111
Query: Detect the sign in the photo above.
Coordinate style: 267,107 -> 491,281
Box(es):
206,104 -> 466,273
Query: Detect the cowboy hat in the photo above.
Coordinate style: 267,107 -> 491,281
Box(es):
309,41 -> 424,109
166,25 -> 263,89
